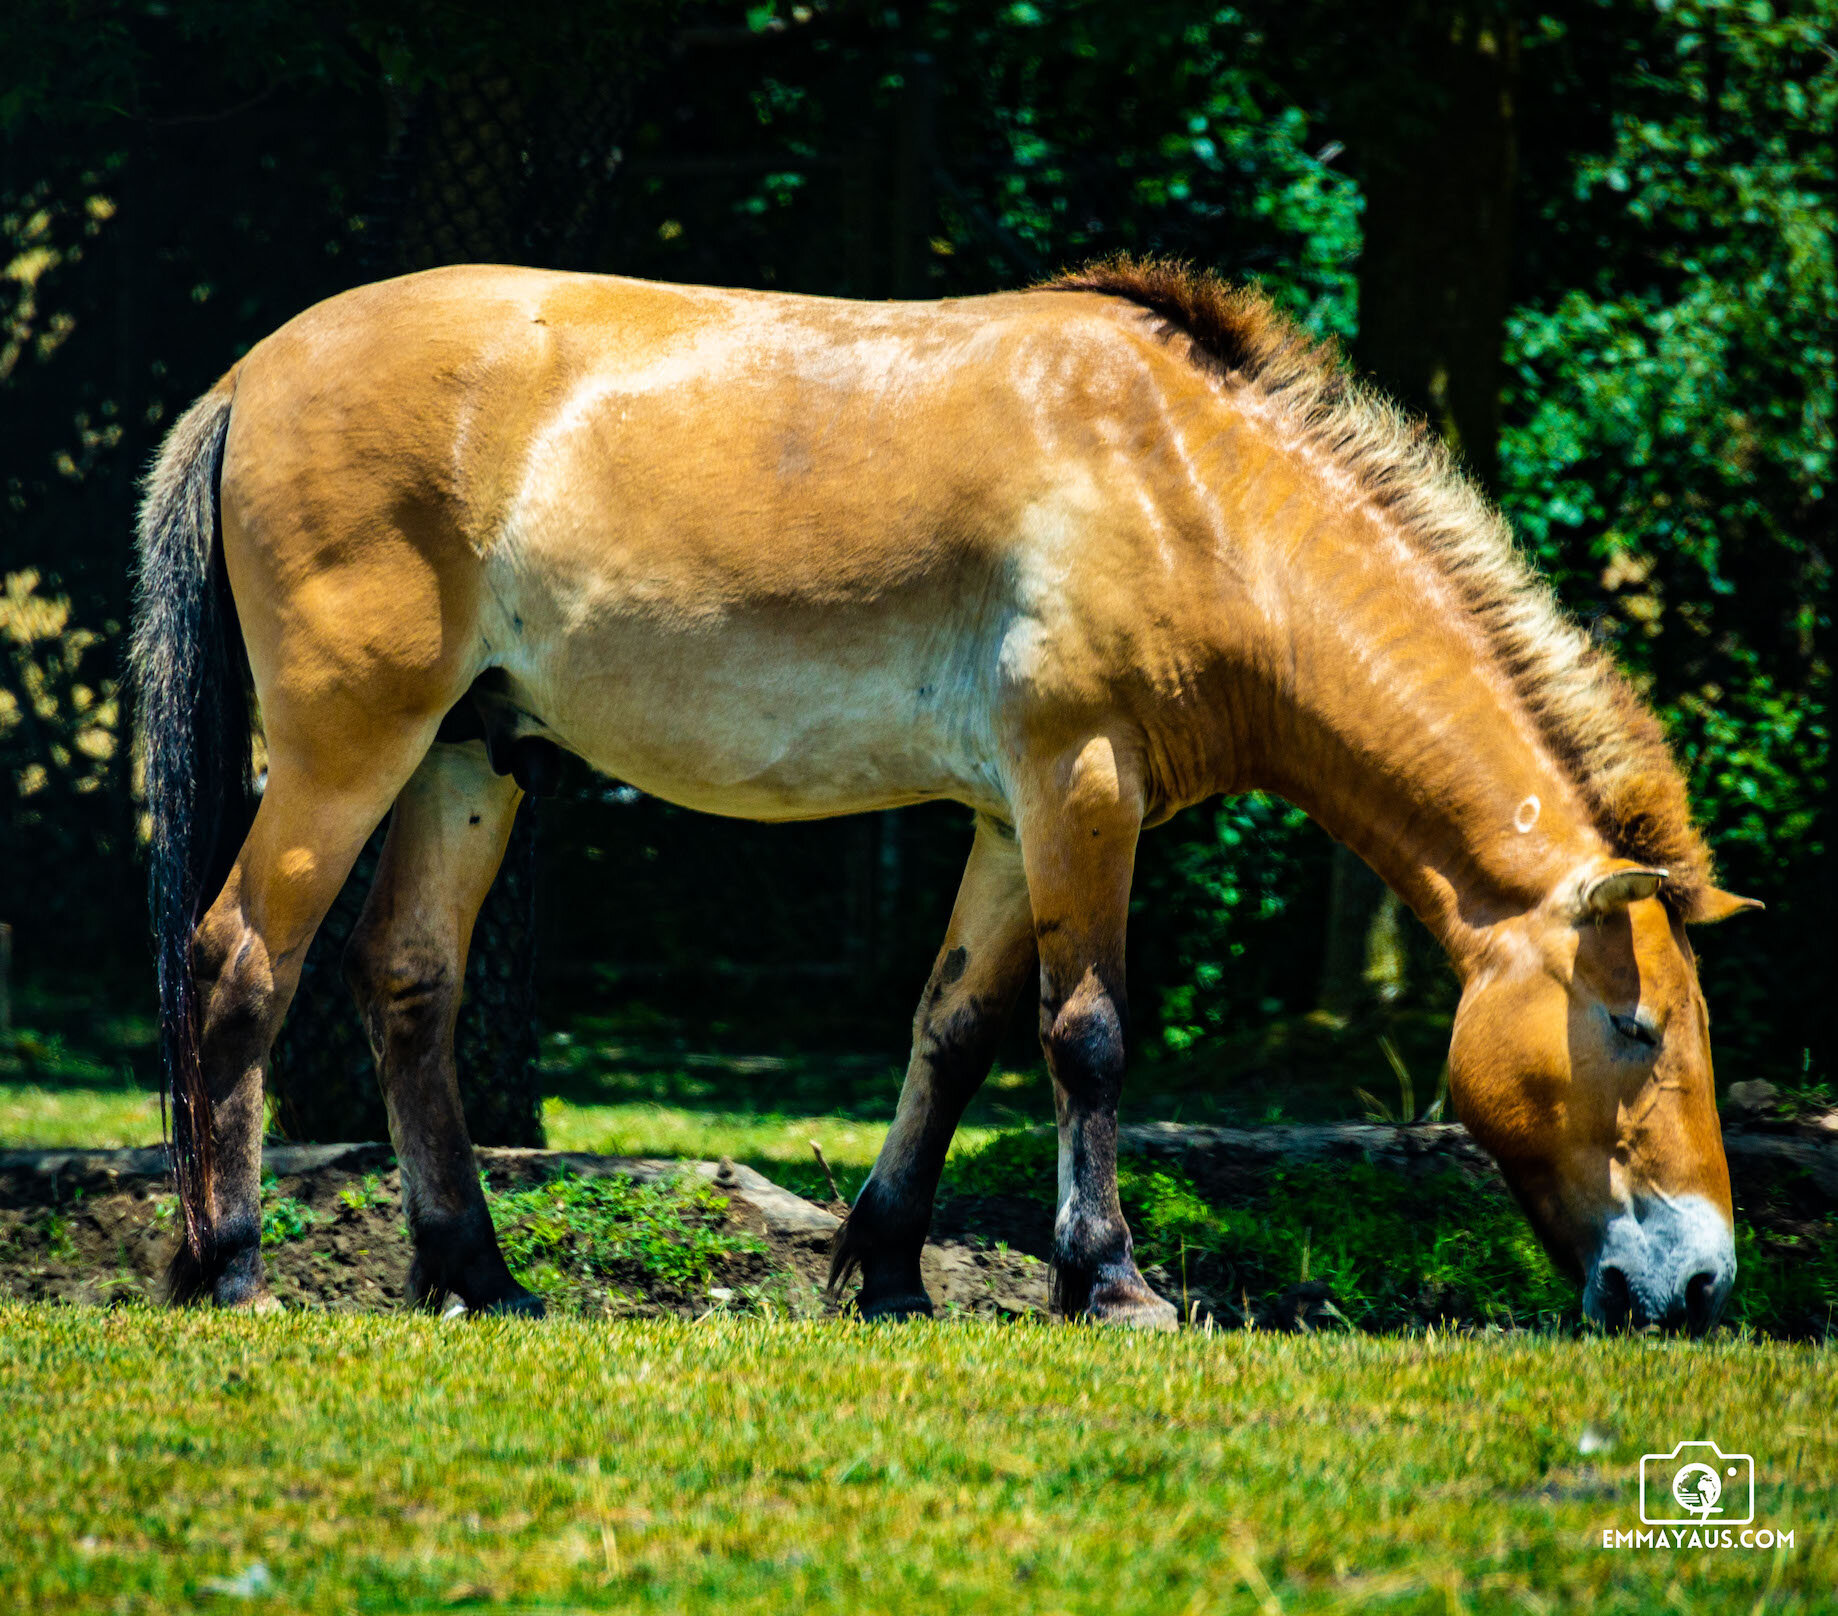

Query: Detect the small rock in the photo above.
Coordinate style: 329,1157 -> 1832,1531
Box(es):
201,1561 -> 273,1599
1578,1425 -> 1614,1455
1725,1080 -> 1779,1115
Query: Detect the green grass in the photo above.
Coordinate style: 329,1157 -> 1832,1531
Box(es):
0,1308 -> 1829,1613
541,1095 -> 1007,1204
0,1082 -> 161,1148
0,979 -> 164,1148
536,1017 -> 1048,1204
3,995 -> 1833,1609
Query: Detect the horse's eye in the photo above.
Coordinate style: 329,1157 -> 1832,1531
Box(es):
1611,1012 -> 1658,1049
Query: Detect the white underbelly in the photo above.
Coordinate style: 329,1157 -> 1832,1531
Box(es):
492,606 -> 1014,822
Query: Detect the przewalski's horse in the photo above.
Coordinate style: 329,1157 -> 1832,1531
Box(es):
133,258 -> 1757,1331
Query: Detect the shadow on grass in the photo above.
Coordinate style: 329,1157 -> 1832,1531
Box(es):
537,997 -> 1464,1129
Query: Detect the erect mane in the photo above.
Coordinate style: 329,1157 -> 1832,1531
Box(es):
1040,256 -> 1715,915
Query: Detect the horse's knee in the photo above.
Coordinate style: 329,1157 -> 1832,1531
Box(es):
1040,979 -> 1126,1104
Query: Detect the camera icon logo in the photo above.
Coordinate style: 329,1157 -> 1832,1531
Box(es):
1640,1440 -> 1754,1527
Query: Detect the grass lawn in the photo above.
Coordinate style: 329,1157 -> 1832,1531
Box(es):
2,1309 -> 1829,1614
3,979 -> 1833,1611
0,1081 -> 161,1148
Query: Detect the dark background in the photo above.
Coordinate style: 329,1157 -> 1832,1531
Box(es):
1,0 -> 1831,1135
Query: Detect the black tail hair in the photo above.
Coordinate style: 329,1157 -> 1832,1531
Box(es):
129,387 -> 255,1259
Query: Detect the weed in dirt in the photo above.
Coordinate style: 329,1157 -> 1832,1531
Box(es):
487,1169 -> 765,1311
259,1177 -> 320,1248
336,1172 -> 389,1212
37,1208 -> 77,1261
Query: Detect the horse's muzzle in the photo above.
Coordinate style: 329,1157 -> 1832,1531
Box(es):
1582,1194 -> 1736,1336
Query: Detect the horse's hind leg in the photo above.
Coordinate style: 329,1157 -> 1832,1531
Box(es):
344,741 -> 539,1316
175,755 -> 420,1307
830,814 -> 1036,1318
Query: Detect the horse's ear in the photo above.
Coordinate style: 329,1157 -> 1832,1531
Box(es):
1582,864 -> 1668,917
1686,886 -> 1765,925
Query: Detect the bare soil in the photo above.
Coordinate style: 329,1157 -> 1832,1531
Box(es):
3,1108 -> 1831,1326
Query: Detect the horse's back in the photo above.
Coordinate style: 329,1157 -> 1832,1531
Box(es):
217,267 -> 1222,818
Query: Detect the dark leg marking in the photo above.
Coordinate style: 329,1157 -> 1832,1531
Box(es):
1041,982 -> 1173,1327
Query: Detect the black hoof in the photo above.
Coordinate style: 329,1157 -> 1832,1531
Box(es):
165,1230 -> 266,1308
857,1292 -> 935,1322
409,1246 -> 539,1317
1082,1292 -> 1179,1331
435,1287 -> 546,1319
480,1290 -> 546,1319
1054,1258 -> 1178,1330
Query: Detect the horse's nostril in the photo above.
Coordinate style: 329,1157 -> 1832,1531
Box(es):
1684,1270 -> 1722,1335
1596,1264 -> 1633,1330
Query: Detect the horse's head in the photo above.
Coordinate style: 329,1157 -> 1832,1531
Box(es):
1449,861 -> 1760,1334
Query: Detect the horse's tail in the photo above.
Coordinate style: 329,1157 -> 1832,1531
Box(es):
129,383 -> 254,1260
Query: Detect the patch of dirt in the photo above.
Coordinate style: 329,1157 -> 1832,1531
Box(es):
0,1144 -> 1049,1319
5,1114 -> 1830,1329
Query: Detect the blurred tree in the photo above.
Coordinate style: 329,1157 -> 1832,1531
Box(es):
1497,0 -> 1834,1078
1262,2 -> 1522,1018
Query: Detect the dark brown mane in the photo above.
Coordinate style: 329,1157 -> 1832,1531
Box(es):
1040,255 -> 1715,915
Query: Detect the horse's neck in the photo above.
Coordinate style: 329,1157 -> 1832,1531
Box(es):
1221,489 -> 1609,970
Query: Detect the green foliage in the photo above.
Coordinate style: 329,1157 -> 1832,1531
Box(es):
0,572 -> 130,952
35,1208 -> 76,1261
487,1169 -> 764,1308
944,1130 -> 1572,1329
930,1 -> 1364,327
1131,1162 -> 1575,1330
1729,1210 -> 1838,1337
1499,0 -> 1835,1070
258,1179 -> 318,1248
1135,793 -> 1322,1051
335,1172 -> 388,1212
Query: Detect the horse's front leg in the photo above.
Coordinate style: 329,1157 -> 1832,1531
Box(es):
1019,734 -> 1176,1328
830,814 -> 1035,1318
344,744 -> 542,1316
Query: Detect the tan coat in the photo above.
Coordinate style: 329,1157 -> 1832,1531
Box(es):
133,260 -> 1755,1329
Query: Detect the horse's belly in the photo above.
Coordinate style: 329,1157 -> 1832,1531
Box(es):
508,614 -> 1009,822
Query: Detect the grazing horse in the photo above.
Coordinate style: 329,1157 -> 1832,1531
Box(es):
133,258 -> 1757,1331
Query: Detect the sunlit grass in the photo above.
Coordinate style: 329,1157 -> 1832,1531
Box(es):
542,1096 -> 1011,1201
0,1083 -> 161,1148
0,1308 -> 1828,1614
